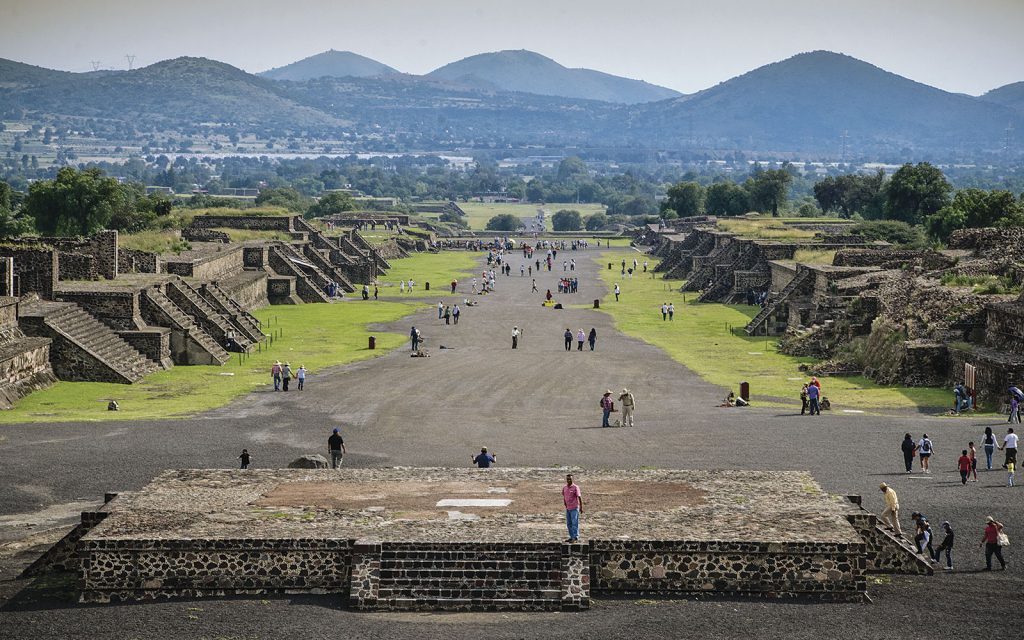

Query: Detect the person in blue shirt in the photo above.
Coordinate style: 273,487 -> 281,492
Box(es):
473,447 -> 496,468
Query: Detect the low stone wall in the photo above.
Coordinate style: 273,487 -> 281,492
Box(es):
58,253 -> 99,281
118,248 -> 159,274
119,329 -> 172,368
190,215 -> 295,232
218,272 -> 270,312
55,290 -> 141,331
985,302 -> 1024,353
164,245 -> 244,281
833,248 -> 955,270
182,227 -> 230,243
0,335 -> 57,409
4,248 -> 58,297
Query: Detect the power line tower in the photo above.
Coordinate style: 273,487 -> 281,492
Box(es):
90,60 -> 101,71
840,130 -> 849,165
125,54 -> 136,71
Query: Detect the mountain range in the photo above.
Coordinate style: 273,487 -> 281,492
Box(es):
0,50 -> 1020,158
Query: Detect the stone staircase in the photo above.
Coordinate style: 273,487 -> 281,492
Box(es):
199,282 -> 265,344
268,245 -> 332,303
366,545 -> 566,611
683,241 -> 738,292
299,243 -> 356,292
141,288 -> 230,365
19,300 -> 158,383
744,268 -> 812,335
166,280 -> 254,352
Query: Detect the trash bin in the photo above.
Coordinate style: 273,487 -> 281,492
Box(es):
739,381 -> 750,402
368,336 -> 376,350
425,282 -> 430,291
593,299 -> 600,309
608,263 -> 612,269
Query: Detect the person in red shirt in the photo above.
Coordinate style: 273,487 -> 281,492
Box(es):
980,517 -> 1007,570
958,450 -> 973,485
562,474 -> 583,543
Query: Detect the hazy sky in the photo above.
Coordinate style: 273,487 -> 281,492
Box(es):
2,0 -> 1021,95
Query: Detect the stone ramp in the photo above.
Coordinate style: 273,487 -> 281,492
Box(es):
141,288 -> 230,365
19,300 -> 159,383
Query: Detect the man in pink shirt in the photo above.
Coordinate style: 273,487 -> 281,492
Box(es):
562,474 -> 583,543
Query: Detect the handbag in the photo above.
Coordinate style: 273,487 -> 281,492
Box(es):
997,532 -> 1010,547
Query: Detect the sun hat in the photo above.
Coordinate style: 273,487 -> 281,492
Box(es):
986,516 -> 995,523
879,483 -> 888,490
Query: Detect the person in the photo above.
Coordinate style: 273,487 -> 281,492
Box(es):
917,433 -> 934,473
225,329 -> 237,352
600,390 -> 613,427
1009,385 -> 1023,424
271,361 -> 282,391
473,447 -> 496,468
532,279 -> 538,293
588,328 -> 597,351
806,381 -> 821,415
453,304 -> 460,325
281,363 -> 292,392
981,516 -> 1007,570
362,284 -> 369,300
668,303 -> 674,320
564,328 -> 573,352
879,483 -> 901,535
958,449 -> 972,485
408,279 -> 415,292
643,260 -> 648,272
444,306 -> 451,325
661,303 -> 668,321
296,365 -> 306,391
450,279 -> 458,293
1000,427 -> 1017,468
400,280 -> 406,294
562,474 -> 583,543
512,326 -> 520,349
410,326 -> 419,351
619,388 -> 635,427
547,289 -> 553,302
954,382 -> 967,414
328,428 -> 346,469
968,441 -> 978,481
438,301 -> 444,320
1008,460 -> 1016,487
983,427 -> 998,470
238,449 -> 251,470
901,433 -> 916,473
373,285 -> 378,300
614,283 -> 620,302
576,328 -> 585,351
931,521 -> 954,570
911,512 -> 934,557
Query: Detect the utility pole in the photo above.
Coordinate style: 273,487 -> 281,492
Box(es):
125,54 -> 136,71
90,60 -> 101,71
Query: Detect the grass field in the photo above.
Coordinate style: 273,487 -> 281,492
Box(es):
453,202 -> 607,231
374,252 -> 481,297
717,218 -> 818,240
596,250 -> 950,412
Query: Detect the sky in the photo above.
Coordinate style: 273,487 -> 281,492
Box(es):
2,0 -> 1022,96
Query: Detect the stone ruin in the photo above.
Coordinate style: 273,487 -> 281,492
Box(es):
0,215 -> 409,405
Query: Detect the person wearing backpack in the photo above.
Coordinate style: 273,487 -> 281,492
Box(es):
917,433 -> 934,473
980,516 -> 1007,571
1009,385 -> 1023,424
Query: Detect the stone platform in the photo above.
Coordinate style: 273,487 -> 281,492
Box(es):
78,468 -> 871,609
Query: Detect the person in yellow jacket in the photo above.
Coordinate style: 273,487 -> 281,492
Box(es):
879,483 -> 901,535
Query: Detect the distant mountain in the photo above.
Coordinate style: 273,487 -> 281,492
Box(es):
629,51 -> 1019,152
427,50 -> 681,104
0,58 -> 70,89
260,50 -> 398,81
982,81 -> 1024,114
0,57 -> 344,129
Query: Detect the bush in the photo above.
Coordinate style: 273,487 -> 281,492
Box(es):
484,213 -> 521,232
551,209 -> 582,231
850,220 -> 926,248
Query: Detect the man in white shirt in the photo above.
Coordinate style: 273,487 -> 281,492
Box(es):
1001,427 -> 1018,468
511,327 -> 520,350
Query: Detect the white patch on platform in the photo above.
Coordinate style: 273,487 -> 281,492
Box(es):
747,352 -> 763,355
437,498 -> 511,507
487,487 -> 509,494
446,511 -> 481,521
842,410 -> 865,414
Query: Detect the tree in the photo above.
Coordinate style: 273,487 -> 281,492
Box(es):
525,178 -> 546,203
705,182 -> 750,217
551,209 -> 582,231
745,169 -> 792,216
556,156 -> 587,183
850,220 -> 926,248
24,167 -> 135,236
306,191 -> 355,219
485,214 -> 521,232
585,212 -> 608,231
663,181 -> 704,218
814,171 -> 885,219
255,187 -> 309,214
884,163 -> 951,225
925,189 -> 1023,241
0,180 -> 35,238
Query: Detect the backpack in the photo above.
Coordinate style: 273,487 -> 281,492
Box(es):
920,439 -> 932,454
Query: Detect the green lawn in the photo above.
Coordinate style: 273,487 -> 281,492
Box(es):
596,250 -> 950,412
374,251 -> 481,297
0,300 -> 420,424
454,202 -> 607,231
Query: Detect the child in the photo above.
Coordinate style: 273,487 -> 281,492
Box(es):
296,365 -> 306,391
957,450 -> 972,485
968,441 -> 978,481
239,449 -> 251,470
1009,461 -> 1016,487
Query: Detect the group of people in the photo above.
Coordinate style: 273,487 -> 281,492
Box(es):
436,301 -> 462,325
269,361 -> 306,391
899,428 -> 1017,485
557,278 -> 579,294
398,279 -> 417,294
360,284 -> 379,300
799,378 -> 824,415
564,327 -> 598,351
600,388 -> 636,427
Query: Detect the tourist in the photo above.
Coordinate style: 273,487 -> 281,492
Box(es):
563,260 -> 568,271
532,279 -> 538,293
806,381 -> 821,415
901,433 -> 916,473
600,390 -> 613,427
438,301 -> 444,319
450,279 -> 458,293
661,303 -> 668,321
576,328 -> 585,351
564,328 -> 573,352
958,449 -> 972,485
911,512 -> 934,557
931,521 -> 954,570
983,427 -> 998,470
444,306 -> 451,325
668,303 -> 675,320
473,447 -> 496,468
879,483 -> 901,535
980,516 -> 1007,570
917,433 -> 934,472
225,329 -> 237,352
614,283 -> 620,302
281,363 -> 292,392
408,279 -> 415,292
1008,460 -> 1016,487
1009,385 -> 1023,423
400,280 -> 406,294
520,264 -> 525,277
999,427 -> 1017,468
954,382 -> 967,414
547,289 -> 553,302
588,327 -> 597,351
238,449 -> 251,470
968,441 -> 978,481
373,285 -> 378,300
362,284 -> 369,300
410,326 -> 419,351
643,260 -> 648,272
296,365 -> 306,391
453,304 -> 460,325
562,474 -> 583,543
271,361 -> 282,391
328,428 -> 346,469
512,326 -> 520,349
618,388 -> 635,427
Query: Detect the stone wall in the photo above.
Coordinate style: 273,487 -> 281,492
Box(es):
949,345 -> 1024,408
4,248 -> 58,297
985,303 -> 1024,353
55,290 -> 141,331
5,230 -> 119,279
190,215 -> 295,232
833,248 -> 955,271
57,253 -> 98,281
182,227 -> 230,243
118,248 -> 159,274
218,272 -> 270,312
0,332 -> 56,409
119,329 -> 172,368
164,246 -> 244,281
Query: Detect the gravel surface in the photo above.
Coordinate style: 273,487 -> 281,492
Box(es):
0,248 -> 1020,639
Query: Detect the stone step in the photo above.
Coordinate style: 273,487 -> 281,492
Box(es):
376,588 -> 562,600
380,569 -> 560,580
371,597 -> 560,610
